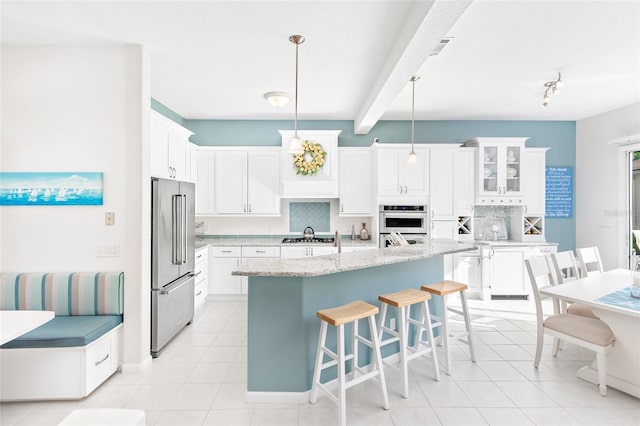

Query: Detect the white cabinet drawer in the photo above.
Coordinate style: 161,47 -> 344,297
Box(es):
242,246 -> 281,258
85,330 -> 115,394
195,259 -> 208,285
195,246 -> 208,263
194,280 -> 207,308
210,246 -> 242,257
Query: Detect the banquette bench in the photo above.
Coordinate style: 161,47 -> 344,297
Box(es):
0,271 -> 124,401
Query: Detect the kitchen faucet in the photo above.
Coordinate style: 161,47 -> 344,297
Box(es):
334,230 -> 341,253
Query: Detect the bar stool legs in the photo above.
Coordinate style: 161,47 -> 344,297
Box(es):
421,281 -> 475,375
310,301 -> 389,426
378,288 -> 440,398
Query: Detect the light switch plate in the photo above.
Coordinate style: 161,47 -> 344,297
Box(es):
96,243 -> 119,257
105,212 -> 115,226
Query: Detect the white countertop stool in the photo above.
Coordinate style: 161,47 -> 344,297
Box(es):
421,280 -> 476,375
310,300 -> 389,426
378,288 -> 440,398
58,408 -> 145,426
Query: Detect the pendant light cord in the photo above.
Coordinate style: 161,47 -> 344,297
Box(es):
411,78 -> 415,151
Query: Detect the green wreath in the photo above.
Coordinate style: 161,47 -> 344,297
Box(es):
293,141 -> 326,175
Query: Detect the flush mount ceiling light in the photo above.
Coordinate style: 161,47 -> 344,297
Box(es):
288,34 -> 305,154
542,72 -> 564,107
407,75 -> 420,165
264,91 -> 290,107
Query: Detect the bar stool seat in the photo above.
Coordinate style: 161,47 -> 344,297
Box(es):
310,300 -> 389,426
421,280 -> 475,375
378,288 -> 440,398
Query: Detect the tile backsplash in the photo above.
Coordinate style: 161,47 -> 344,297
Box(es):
289,202 -> 330,232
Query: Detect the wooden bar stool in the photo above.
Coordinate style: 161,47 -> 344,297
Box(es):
421,280 -> 475,375
378,288 -> 440,398
310,300 -> 389,426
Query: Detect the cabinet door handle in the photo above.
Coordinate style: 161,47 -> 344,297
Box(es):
431,222 -> 434,230
196,290 -> 202,296
194,270 -> 202,277
94,353 -> 110,366
341,204 -> 344,213
244,204 -> 247,213
248,204 -> 252,213
256,250 -> 266,253
221,250 -> 232,253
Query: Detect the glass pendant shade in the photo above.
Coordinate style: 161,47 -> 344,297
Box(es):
407,150 -> 417,165
288,134 -> 304,154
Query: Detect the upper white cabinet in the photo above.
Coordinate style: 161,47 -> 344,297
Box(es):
463,137 -> 528,205
453,148 -> 476,216
214,149 -> 280,215
338,148 -> 372,216
279,130 -> 340,198
375,144 -> 428,202
196,150 -> 215,215
429,146 -> 456,219
521,148 -> 549,214
150,110 -> 194,181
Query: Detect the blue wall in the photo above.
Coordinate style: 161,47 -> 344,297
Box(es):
151,99 -> 576,251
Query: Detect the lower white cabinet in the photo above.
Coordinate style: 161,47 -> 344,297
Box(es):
281,245 -> 336,258
488,247 -> 527,297
341,245 -> 377,253
431,220 -> 458,240
453,249 -> 484,299
209,246 -> 243,295
194,246 -> 208,309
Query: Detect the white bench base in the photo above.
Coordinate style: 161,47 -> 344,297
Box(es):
0,324 -> 122,401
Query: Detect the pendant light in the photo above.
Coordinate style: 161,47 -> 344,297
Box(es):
288,35 -> 305,154
407,75 -> 420,165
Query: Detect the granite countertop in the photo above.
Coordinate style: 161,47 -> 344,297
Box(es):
232,241 -> 477,278
195,236 -> 377,248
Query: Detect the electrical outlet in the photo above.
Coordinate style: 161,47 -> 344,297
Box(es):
390,318 -> 396,330
96,243 -> 120,257
105,212 -> 115,226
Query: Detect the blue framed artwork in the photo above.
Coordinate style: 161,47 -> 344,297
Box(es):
0,172 -> 103,206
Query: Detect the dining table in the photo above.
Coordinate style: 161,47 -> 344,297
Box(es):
540,268 -> 640,398
0,310 -> 55,345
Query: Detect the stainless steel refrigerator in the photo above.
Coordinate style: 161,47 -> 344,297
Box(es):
151,177 -> 195,357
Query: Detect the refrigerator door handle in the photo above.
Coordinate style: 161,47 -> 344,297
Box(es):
160,273 -> 195,295
182,194 -> 188,264
172,194 -> 181,265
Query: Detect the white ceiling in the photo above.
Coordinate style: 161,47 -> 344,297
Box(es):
2,0 -> 639,132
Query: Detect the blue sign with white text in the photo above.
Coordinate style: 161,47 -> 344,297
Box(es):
545,167 -> 573,218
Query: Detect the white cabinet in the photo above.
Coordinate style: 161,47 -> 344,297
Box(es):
279,130 -> 340,198
209,245 -> 281,295
209,246 -> 243,295
339,148 -> 372,216
431,220 -> 458,239
150,110 -> 194,181
194,246 -> 208,310
341,245 -> 377,253
375,145 -> 428,200
463,137 -> 528,205
430,147 -> 456,219
281,245 -> 337,258
213,149 -> 280,215
453,149 -> 476,216
188,142 -> 198,183
521,148 -> 548,214
453,249 -> 484,298
196,150 -> 215,215
488,247 -> 527,297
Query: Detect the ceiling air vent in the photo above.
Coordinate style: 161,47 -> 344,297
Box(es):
430,38 -> 453,56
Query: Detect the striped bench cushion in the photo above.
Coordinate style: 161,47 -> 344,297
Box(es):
0,272 -> 123,316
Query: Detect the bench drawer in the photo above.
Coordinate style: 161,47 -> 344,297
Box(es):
85,327 -> 118,394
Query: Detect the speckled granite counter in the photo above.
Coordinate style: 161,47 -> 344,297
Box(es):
233,241 -> 476,277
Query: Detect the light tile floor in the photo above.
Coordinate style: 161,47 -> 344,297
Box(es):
1,297 -> 639,426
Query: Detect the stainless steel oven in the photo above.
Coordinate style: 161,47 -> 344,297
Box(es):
379,205 -> 429,248
379,205 -> 429,234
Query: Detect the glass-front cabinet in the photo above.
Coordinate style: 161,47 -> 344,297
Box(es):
464,137 -> 528,204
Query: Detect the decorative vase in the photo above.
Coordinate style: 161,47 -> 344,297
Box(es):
359,223 -> 370,240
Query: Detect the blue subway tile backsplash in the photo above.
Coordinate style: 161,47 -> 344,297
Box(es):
289,202 -> 330,233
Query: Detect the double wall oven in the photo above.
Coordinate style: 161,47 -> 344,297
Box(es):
379,205 -> 429,247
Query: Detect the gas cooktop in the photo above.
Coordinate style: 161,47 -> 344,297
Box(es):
282,237 -> 335,244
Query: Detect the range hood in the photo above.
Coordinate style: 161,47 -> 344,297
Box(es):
279,130 -> 340,198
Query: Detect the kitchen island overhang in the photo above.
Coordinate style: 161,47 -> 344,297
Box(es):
233,241 -> 477,402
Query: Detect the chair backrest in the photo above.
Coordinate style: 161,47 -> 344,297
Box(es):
576,246 -> 604,277
550,250 -> 581,284
525,256 -> 556,329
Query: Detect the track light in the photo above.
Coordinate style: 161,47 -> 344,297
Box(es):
542,72 -> 563,108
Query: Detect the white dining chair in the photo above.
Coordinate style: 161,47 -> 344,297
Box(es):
550,251 -> 598,319
525,256 -> 615,396
576,246 -> 604,278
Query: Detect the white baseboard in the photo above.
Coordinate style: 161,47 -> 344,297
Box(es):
207,294 -> 248,302
246,391 -> 310,404
120,355 -> 152,374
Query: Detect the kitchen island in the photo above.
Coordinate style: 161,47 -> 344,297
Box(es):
232,240 -> 476,402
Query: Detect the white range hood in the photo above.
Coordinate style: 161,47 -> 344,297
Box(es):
279,130 -> 340,198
